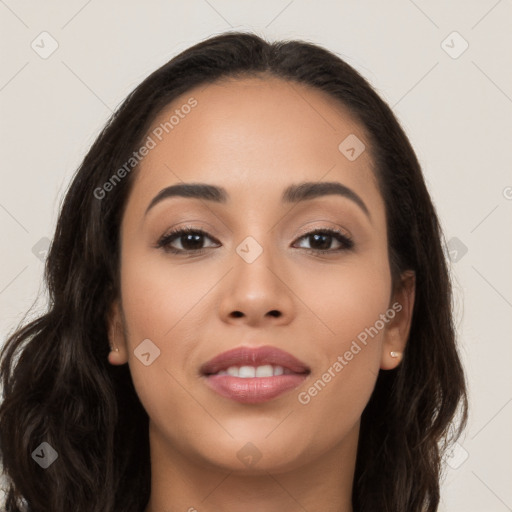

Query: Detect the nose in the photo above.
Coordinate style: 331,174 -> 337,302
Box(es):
217,244 -> 295,328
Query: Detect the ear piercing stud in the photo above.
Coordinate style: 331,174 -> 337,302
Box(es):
390,351 -> 401,358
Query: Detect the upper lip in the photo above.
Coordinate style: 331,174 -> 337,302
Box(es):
200,345 -> 311,375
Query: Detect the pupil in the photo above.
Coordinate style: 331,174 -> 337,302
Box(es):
311,233 -> 330,250
182,233 -> 203,250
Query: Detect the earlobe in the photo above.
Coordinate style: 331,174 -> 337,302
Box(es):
380,270 -> 416,370
107,300 -> 129,365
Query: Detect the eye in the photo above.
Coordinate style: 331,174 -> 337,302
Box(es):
156,226 -> 354,256
292,228 -> 354,254
156,227 -> 220,255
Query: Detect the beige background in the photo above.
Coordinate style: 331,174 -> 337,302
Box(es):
1,1 -> 511,510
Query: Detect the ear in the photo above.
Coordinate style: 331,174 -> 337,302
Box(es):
106,299 -> 129,366
380,270 -> 416,370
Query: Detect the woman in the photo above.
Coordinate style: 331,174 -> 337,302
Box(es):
0,31 -> 468,512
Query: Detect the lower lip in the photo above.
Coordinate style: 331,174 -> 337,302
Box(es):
203,374 -> 308,404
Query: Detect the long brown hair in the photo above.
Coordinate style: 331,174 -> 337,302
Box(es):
0,31 -> 468,511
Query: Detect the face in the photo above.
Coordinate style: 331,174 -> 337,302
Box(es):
108,76 -> 415,474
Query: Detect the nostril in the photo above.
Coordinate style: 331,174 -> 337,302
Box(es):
268,310 -> 281,317
230,311 -> 244,318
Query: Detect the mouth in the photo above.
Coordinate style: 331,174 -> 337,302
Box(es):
200,345 -> 311,404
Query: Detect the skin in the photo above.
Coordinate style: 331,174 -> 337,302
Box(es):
107,75 -> 415,512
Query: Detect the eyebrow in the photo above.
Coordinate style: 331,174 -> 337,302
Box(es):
144,181 -> 371,220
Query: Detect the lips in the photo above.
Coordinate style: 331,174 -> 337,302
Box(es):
200,345 -> 310,404
200,345 -> 310,376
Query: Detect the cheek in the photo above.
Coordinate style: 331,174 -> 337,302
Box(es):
295,251 -> 392,345
119,246 -> 213,339
116,248 -> 199,403
117,242 -> 242,427
292,254 -> 391,422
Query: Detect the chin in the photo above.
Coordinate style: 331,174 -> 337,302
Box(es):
190,429 -> 312,474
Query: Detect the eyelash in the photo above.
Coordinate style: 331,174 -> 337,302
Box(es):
155,226 -> 355,257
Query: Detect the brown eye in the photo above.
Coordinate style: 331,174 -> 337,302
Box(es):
293,229 -> 354,253
157,228 -> 220,254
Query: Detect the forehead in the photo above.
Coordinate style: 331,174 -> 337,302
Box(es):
127,75 -> 383,217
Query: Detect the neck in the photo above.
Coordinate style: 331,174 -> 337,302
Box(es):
143,420 -> 358,512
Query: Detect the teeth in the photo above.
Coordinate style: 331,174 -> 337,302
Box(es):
227,366 -> 239,377
216,365 -> 287,378
273,365 -> 284,376
239,366 -> 256,378
255,365 -> 273,377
